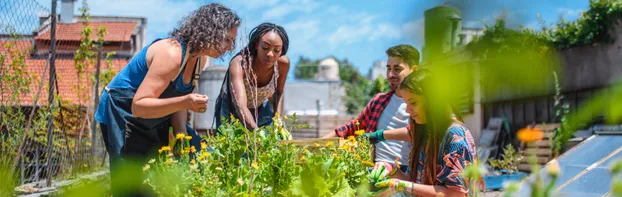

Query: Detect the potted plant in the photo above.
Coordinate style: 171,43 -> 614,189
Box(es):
483,144 -> 528,190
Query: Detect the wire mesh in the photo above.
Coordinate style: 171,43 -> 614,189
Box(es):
0,0 -> 114,190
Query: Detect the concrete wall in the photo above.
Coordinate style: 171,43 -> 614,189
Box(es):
194,65 -> 227,130
558,19 -> 622,92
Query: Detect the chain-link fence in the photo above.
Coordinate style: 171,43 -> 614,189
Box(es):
1,0 -> 109,191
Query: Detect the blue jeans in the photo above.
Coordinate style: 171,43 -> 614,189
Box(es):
215,99 -> 275,130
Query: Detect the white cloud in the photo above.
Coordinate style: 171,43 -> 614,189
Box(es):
261,0 -> 320,21
324,15 -> 423,50
557,8 -> 584,18
327,5 -> 340,14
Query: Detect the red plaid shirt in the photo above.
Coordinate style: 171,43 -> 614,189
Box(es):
335,91 -> 396,137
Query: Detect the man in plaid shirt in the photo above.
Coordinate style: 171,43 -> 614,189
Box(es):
323,44 -> 419,181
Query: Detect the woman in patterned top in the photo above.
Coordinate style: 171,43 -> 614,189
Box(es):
214,22 -> 290,131
369,69 -> 480,197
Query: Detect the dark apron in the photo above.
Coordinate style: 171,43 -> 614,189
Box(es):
101,57 -> 201,197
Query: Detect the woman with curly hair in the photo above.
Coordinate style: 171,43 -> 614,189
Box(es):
94,3 -> 240,195
214,22 -> 290,134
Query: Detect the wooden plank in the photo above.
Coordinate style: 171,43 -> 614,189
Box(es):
519,157 -> 549,165
281,137 -> 345,148
526,141 -> 552,148
518,164 -> 533,172
523,148 -> 553,156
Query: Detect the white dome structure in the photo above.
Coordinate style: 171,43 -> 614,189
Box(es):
316,57 -> 340,81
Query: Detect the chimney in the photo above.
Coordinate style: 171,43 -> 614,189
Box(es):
60,0 -> 75,23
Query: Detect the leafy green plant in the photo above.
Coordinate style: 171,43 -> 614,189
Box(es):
139,113 -> 372,196
488,144 -> 523,174
551,72 -> 571,157
546,0 -> 622,49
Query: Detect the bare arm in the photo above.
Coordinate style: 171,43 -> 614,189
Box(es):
383,127 -> 411,142
132,40 -> 188,118
229,57 -> 259,130
409,183 -> 467,197
272,56 -> 290,115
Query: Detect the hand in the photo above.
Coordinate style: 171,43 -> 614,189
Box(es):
369,161 -> 397,183
363,129 -> 385,144
185,93 -> 208,113
369,179 -> 414,197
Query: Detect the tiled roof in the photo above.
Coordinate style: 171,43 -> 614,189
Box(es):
34,22 -> 137,42
1,40 -> 129,106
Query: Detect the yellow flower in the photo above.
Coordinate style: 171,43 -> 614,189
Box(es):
354,154 -> 361,160
190,164 -> 198,171
300,155 -> 306,161
176,133 -> 185,139
314,143 -> 319,147
160,146 -> 171,151
199,152 -> 209,160
191,159 -> 196,164
517,127 -> 543,142
355,120 -> 360,126
230,113 -> 235,120
354,130 -> 365,136
200,142 -> 207,149
190,146 -> 196,153
158,149 -> 163,153
251,162 -> 259,170
548,160 -> 560,176
347,136 -> 356,142
362,161 -> 374,167
325,141 -> 334,146
185,136 -> 192,141
142,164 -> 150,172
284,115 -> 289,120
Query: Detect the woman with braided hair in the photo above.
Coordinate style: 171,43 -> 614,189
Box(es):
215,22 -> 290,134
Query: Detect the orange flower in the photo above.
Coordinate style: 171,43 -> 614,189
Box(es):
362,161 -> 375,167
517,127 -> 544,142
200,142 -> 207,149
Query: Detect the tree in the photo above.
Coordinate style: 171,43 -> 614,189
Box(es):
293,56 -> 318,80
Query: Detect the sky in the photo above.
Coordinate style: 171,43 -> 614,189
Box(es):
31,0 -> 589,81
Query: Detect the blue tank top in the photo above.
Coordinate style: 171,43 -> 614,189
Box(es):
94,37 -> 197,125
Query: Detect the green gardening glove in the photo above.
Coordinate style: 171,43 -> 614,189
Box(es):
369,179 -> 415,197
363,129 -> 385,144
368,161 -> 397,183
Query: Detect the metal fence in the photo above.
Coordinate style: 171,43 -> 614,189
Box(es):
0,0 -> 108,189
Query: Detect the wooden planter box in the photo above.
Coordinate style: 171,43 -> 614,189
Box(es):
281,137 -> 346,153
